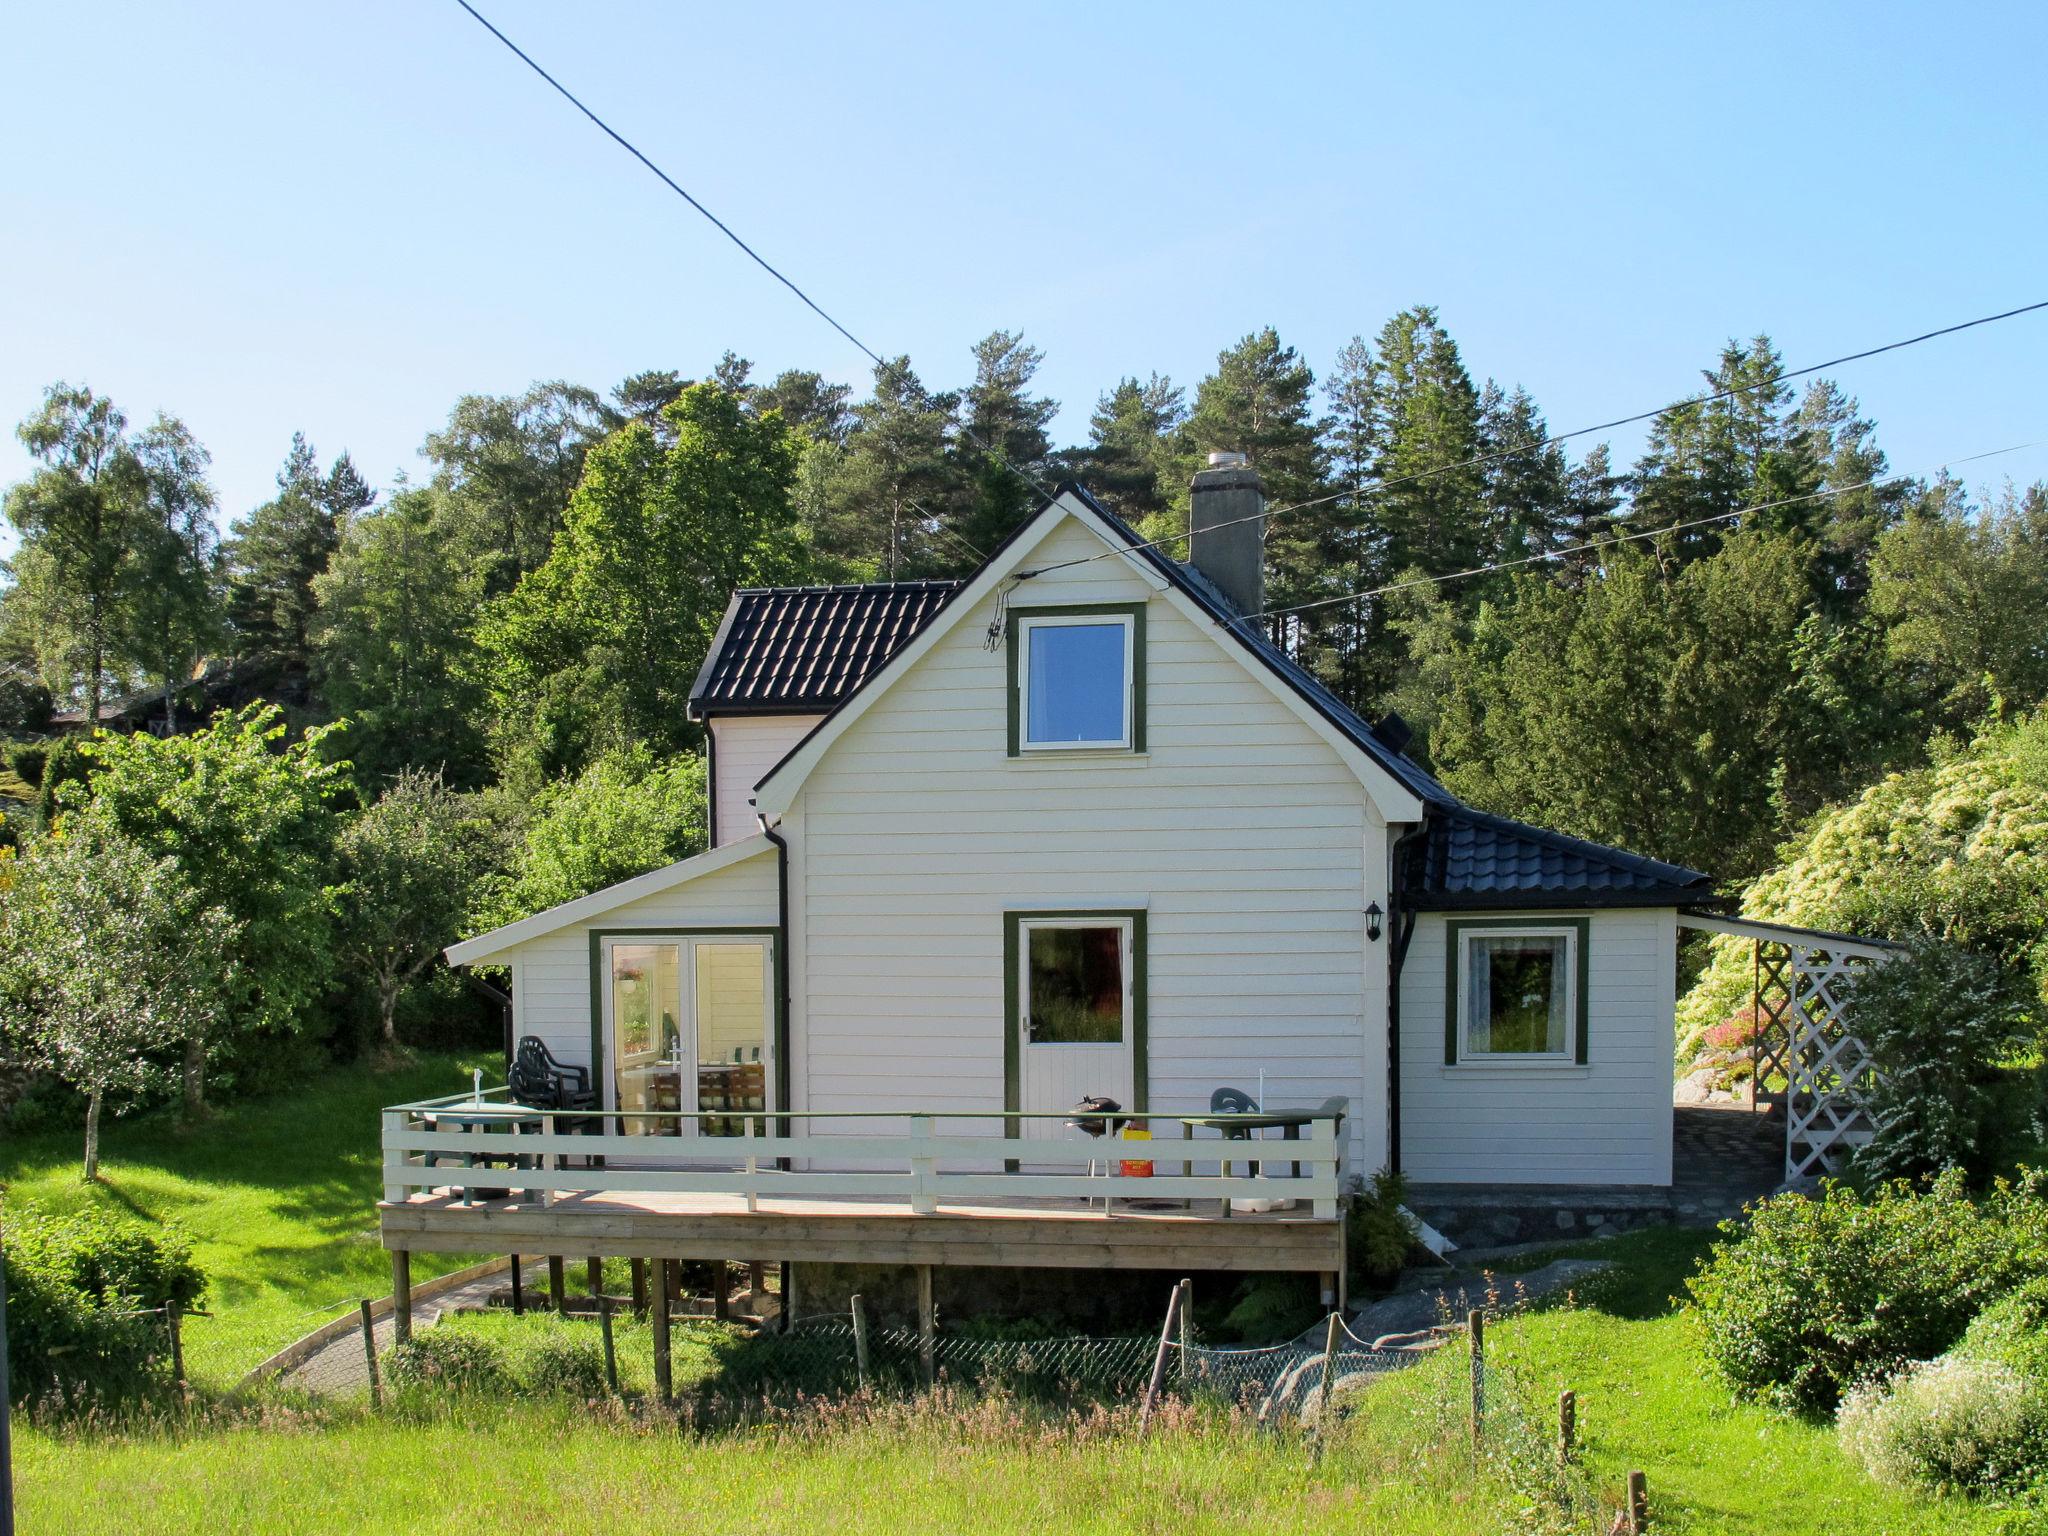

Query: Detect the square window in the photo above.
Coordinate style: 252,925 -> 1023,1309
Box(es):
1025,923 -> 1127,1043
1016,613 -> 1136,750
1451,925 -> 1583,1062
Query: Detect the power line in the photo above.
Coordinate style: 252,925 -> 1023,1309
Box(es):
449,0 -> 1058,531
1230,441 -> 2034,626
1017,297 -> 2048,581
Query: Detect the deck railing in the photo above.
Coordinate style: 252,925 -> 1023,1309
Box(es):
380,1091 -> 1343,1220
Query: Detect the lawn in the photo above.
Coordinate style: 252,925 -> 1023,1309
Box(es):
4,1063 -> 2031,1534
0,1050 -> 487,1387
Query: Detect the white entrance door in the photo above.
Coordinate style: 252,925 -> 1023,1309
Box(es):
1016,917 -> 1135,1144
602,937 -> 772,1140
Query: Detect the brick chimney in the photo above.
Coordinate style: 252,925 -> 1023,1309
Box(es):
1188,451 -> 1265,618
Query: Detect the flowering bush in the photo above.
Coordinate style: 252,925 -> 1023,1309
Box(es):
1839,1356 -> 2048,1496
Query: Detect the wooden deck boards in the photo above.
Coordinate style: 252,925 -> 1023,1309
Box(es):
379,1184 -> 1346,1274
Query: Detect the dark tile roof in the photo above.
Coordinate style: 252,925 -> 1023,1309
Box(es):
689,581 -> 961,714
1399,805 -> 1715,910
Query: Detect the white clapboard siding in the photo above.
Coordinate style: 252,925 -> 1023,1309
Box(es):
710,715 -> 822,847
1398,909 -> 1677,1186
785,516 -> 1389,1168
507,845 -> 780,1071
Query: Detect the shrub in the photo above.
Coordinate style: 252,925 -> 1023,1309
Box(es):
2,1201 -> 206,1408
386,1328 -> 511,1394
6,741 -> 48,792
1687,1170 -> 2048,1413
1347,1166 -> 1417,1289
1845,936 -> 2033,1182
1957,1277 -> 2048,1384
514,1330 -> 610,1399
1218,1276 -> 1322,1344
1839,1357 -> 2048,1496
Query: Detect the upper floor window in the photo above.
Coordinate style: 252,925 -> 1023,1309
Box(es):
1008,606 -> 1145,754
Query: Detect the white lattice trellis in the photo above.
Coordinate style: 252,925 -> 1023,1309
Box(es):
1781,946 -> 1881,1179
1683,914 -> 1903,1181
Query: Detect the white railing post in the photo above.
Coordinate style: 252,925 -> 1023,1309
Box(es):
745,1115 -> 760,1213
543,1110 -> 558,1208
382,1110 -> 409,1203
1311,1115 -> 1338,1220
910,1115 -> 937,1214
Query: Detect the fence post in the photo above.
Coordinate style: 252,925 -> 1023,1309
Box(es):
1627,1470 -> 1649,1533
1558,1389 -> 1576,1466
1138,1278 -> 1187,1435
1177,1276 -> 1193,1385
652,1260 -> 673,1406
1312,1311 -> 1342,1458
909,1116 -> 937,1215
548,1256 -> 567,1316
850,1293 -> 871,1387
165,1302 -> 186,1401
391,1250 -> 413,1346
359,1300 -> 382,1411
1468,1309 -> 1484,1448
598,1295 -> 618,1394
1,1238 -> 14,1536
917,1265 -> 937,1386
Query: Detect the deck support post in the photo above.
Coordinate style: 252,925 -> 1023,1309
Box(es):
713,1261 -> 731,1321
747,1260 -> 764,1307
630,1258 -> 648,1318
652,1260 -> 674,1405
585,1256 -> 603,1306
916,1264 -> 936,1386
390,1249 -> 412,1346
850,1293 -> 871,1387
548,1256 -> 566,1315
509,1254 -> 524,1316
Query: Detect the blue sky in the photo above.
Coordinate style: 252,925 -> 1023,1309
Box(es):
3,1 -> 2043,546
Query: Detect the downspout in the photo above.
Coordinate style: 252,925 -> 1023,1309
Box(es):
757,812 -> 796,1331
704,724 -> 719,848
1385,819 -> 1430,1178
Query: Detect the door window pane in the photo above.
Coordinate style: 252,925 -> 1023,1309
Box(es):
694,942 -> 767,1135
612,944 -> 682,1134
1027,926 -> 1125,1043
1025,621 -> 1128,746
1465,935 -> 1569,1055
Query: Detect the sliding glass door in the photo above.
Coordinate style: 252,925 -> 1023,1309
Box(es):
603,937 -> 771,1138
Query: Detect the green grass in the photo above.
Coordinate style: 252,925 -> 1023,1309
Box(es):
4,1069 -> 2031,1533
0,1050 -> 488,1386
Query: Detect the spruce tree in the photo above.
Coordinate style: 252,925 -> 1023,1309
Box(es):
1368,307 -> 1485,581
1082,374 -> 1186,527
954,330 -> 1058,560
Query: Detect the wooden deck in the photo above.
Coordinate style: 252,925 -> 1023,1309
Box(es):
380,1184 -> 1347,1275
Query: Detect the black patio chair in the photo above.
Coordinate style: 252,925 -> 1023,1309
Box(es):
509,1035 -> 604,1167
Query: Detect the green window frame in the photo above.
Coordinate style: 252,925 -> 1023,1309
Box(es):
1002,907 -> 1149,1139
586,926 -> 787,1117
1443,916 -> 1590,1066
1005,602 -> 1147,756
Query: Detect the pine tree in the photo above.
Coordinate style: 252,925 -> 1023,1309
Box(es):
1368,307 -> 1485,581
833,357 -> 963,579
954,330 -> 1058,559
1553,443 -> 1624,587
226,434 -> 362,681
754,370 -> 853,445
1475,382 -> 1568,566
1082,374 -> 1186,527
1185,328 -> 1328,632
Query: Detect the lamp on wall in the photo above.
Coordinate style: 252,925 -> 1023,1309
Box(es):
1364,902 -> 1384,943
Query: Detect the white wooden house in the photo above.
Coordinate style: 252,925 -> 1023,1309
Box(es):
436,458 -> 1713,1234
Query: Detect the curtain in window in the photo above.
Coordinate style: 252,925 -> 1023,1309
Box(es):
1466,935 -> 1569,1055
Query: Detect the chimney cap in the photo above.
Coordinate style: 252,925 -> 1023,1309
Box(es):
1206,450 -> 1249,469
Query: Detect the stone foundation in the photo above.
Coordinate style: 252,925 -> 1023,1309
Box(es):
1403,1183 -> 1674,1249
